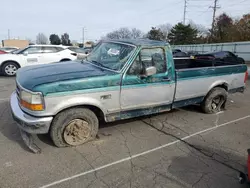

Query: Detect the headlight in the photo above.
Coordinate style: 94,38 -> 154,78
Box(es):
20,90 -> 44,111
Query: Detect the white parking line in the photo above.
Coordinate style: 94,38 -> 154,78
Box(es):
0,98 -> 9,102
39,115 -> 250,188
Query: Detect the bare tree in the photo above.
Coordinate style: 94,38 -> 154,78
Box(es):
158,23 -> 172,40
131,28 -> 143,39
36,33 -> 48,44
106,27 -> 144,39
188,20 -> 209,37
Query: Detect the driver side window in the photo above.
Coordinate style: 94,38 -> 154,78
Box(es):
127,48 -> 166,75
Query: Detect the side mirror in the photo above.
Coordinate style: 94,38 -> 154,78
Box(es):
145,66 -> 156,77
23,51 -> 28,56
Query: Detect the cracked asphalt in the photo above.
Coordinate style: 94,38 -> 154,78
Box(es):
0,76 -> 250,188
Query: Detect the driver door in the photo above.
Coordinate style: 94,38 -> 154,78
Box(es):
120,47 -> 175,117
21,46 -> 43,66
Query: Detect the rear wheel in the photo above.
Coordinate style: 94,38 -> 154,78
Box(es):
2,62 -> 19,76
50,108 -> 99,147
201,87 -> 228,114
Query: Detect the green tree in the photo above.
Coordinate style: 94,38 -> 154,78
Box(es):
167,23 -> 198,45
49,34 -> 61,45
147,27 -> 165,41
61,33 -> 71,46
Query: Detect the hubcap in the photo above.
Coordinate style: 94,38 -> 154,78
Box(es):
63,119 -> 91,146
5,64 -> 17,75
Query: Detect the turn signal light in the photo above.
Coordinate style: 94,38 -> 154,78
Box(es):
21,100 -> 44,111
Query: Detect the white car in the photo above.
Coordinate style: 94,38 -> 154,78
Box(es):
0,45 -> 77,76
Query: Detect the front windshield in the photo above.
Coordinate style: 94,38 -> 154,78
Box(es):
12,48 -> 24,54
86,42 -> 135,71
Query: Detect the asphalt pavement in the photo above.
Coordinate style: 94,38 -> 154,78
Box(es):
0,76 -> 250,188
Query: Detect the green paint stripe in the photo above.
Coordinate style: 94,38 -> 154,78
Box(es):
177,72 -> 244,81
122,81 -> 175,89
46,86 -> 120,97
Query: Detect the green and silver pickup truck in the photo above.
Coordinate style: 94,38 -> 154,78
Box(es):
10,39 -> 248,153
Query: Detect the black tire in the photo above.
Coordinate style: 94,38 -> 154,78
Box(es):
2,62 -> 19,76
201,87 -> 228,114
50,108 -> 99,147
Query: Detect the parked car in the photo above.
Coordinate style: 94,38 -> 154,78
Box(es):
0,47 -> 19,53
10,39 -> 248,153
0,50 -> 7,54
0,45 -> 77,76
67,47 -> 93,59
195,51 -> 245,64
172,49 -> 182,55
186,51 -> 200,56
173,51 -> 189,57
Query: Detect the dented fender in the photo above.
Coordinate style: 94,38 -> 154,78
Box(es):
45,95 -> 108,116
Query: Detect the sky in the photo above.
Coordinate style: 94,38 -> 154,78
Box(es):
1,0 -> 249,43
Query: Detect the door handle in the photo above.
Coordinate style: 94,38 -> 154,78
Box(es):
162,77 -> 171,81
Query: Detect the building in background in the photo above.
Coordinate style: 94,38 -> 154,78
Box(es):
2,39 -> 29,48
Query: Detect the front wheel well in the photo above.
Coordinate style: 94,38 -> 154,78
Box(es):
55,105 -> 105,122
1,60 -> 21,68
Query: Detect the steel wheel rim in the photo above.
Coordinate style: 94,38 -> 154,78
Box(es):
211,95 -> 224,110
5,65 -> 17,75
63,119 -> 91,146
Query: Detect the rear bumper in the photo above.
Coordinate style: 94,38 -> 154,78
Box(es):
10,92 -> 53,134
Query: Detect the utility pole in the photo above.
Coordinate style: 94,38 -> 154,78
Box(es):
211,0 -> 220,38
82,27 -> 85,47
8,29 -> 10,39
183,0 -> 187,25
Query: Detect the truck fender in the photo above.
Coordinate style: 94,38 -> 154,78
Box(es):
51,96 -> 107,117
207,80 -> 228,93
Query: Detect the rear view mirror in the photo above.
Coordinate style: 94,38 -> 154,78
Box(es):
145,66 -> 156,77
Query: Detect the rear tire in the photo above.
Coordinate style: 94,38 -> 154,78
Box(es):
50,108 -> 99,147
201,87 -> 228,114
2,62 -> 19,76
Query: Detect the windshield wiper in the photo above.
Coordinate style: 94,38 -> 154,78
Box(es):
89,60 -> 110,69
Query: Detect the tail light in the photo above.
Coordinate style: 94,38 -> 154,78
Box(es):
244,71 -> 248,83
71,53 -> 77,56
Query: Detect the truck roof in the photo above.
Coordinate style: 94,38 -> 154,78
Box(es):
30,44 -> 69,49
106,39 -> 168,47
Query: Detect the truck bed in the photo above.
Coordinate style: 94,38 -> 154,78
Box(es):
174,57 -> 243,70
172,57 -> 247,109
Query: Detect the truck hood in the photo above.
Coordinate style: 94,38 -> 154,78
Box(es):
17,61 -> 117,91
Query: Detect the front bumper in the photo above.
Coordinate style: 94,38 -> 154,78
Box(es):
10,92 -> 53,134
